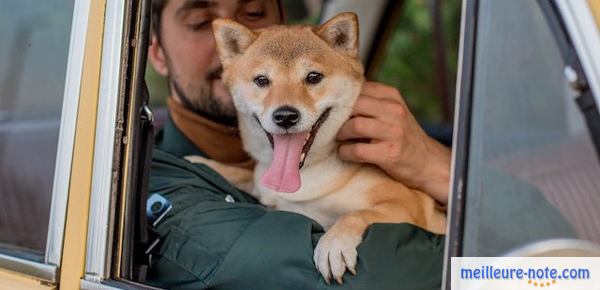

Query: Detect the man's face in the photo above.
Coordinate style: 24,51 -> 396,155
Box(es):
149,0 -> 282,125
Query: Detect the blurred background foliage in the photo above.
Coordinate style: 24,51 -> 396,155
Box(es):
147,0 -> 461,126
146,60 -> 169,107
374,0 -> 461,124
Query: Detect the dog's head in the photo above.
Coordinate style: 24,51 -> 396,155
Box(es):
213,13 -> 364,193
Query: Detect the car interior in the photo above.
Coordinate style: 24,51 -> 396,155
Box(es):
4,0 -> 600,289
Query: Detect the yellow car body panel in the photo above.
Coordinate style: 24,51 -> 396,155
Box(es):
59,0 -> 106,289
0,270 -> 55,290
590,0 -> 600,28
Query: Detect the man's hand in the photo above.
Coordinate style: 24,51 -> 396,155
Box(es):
336,82 -> 451,204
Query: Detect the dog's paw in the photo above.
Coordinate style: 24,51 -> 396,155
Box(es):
313,230 -> 361,285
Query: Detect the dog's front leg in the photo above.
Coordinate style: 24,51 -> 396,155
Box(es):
313,209 -> 384,285
313,202 -> 414,285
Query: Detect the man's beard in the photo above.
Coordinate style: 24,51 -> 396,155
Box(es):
169,67 -> 238,127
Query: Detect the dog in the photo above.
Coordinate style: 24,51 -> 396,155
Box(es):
198,12 -> 447,284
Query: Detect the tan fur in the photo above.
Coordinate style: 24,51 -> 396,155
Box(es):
208,12 -> 447,284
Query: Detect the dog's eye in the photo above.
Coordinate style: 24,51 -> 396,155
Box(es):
306,72 -> 323,85
254,75 -> 270,87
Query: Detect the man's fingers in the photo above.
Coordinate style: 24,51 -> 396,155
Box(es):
352,95 -> 387,118
361,81 -> 405,103
352,95 -> 410,123
338,142 -> 390,164
337,117 -> 389,141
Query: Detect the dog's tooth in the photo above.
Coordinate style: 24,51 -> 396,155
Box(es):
300,152 -> 306,162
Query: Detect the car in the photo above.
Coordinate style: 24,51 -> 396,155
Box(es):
0,0 -> 598,289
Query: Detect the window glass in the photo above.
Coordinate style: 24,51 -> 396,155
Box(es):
0,0 -> 74,259
463,0 -> 600,256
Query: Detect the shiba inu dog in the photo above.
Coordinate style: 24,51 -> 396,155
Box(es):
206,12 -> 446,284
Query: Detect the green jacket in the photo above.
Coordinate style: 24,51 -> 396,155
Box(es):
147,117 -> 445,290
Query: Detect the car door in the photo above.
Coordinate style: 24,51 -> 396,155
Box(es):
444,0 -> 600,288
0,0 -> 154,289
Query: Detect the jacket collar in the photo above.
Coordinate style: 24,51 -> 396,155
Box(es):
154,113 -> 205,158
155,98 -> 254,169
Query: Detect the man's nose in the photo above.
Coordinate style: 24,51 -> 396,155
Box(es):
272,106 -> 301,129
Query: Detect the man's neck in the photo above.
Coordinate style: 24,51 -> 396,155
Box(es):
171,82 -> 237,126
168,97 -> 253,168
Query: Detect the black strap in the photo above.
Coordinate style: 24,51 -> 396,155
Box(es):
537,0 -> 600,162
576,91 -> 600,161
128,82 -> 154,283
129,0 -> 153,282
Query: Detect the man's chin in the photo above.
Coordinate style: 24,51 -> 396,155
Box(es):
209,78 -> 238,125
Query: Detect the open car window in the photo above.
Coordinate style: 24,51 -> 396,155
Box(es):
137,0 -> 459,289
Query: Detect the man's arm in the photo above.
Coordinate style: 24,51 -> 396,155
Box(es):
336,82 -> 451,204
149,149 -> 446,289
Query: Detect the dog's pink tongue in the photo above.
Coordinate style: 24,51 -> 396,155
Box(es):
261,133 -> 307,193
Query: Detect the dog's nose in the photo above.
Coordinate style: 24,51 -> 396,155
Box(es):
272,106 -> 300,129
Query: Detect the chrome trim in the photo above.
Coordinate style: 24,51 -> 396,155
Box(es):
556,0 -> 600,105
564,66 -> 582,91
0,253 -> 57,283
85,0 -> 126,279
142,105 -> 154,124
81,279 -> 165,290
442,0 -> 470,289
45,0 -> 92,266
81,279 -> 123,290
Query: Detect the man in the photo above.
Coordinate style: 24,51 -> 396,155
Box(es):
146,0 -> 450,289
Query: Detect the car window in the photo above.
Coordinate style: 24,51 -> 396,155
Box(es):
463,0 -> 600,256
0,0 -> 74,259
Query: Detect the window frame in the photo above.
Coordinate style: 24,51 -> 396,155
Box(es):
442,0 -> 476,287
0,0 -> 90,283
82,0 -> 156,288
555,0 -> 600,113
84,0 -> 127,282
442,0 -> 600,289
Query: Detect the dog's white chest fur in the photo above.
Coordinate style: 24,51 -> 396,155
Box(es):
253,154 -> 372,229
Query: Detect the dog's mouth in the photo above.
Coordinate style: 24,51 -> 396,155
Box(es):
299,107 -> 331,168
260,107 -> 331,168
256,107 -> 332,193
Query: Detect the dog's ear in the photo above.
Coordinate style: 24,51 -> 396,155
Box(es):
212,19 -> 257,66
316,12 -> 359,58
